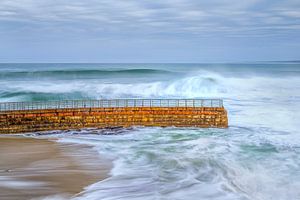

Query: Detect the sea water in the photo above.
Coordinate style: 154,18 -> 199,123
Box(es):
0,63 -> 300,199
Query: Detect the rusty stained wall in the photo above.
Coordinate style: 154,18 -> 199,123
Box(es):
0,107 -> 228,134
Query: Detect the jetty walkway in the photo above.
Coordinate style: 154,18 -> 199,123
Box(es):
0,99 -> 228,134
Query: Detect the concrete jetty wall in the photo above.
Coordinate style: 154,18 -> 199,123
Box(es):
0,99 -> 228,134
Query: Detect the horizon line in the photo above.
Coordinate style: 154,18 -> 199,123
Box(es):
0,60 -> 299,64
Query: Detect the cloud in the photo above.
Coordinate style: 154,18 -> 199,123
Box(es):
0,0 -> 299,39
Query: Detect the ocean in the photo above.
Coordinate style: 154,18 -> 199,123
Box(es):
0,63 -> 300,199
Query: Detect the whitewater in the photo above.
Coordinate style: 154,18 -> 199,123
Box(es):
0,63 -> 300,200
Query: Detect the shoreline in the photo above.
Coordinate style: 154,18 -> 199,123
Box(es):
0,135 -> 111,200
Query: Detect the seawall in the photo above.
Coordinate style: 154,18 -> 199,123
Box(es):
0,99 -> 228,134
0,107 -> 228,134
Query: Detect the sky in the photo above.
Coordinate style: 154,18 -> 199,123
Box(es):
0,0 -> 300,63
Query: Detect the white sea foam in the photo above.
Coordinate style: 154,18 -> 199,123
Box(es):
46,126 -> 300,200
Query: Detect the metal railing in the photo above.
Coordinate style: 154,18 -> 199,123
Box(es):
0,99 -> 223,111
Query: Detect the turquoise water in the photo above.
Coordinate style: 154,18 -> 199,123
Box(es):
1,63 -> 300,199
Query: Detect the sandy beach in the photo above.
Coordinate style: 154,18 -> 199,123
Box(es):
0,136 -> 111,200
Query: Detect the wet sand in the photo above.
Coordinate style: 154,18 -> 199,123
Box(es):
0,136 -> 111,200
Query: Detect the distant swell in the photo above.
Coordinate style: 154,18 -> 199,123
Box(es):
0,69 -> 173,79
0,91 -> 87,102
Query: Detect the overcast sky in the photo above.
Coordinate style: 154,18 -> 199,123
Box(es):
0,0 -> 300,63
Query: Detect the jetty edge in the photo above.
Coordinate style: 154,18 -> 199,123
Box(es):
0,99 -> 228,134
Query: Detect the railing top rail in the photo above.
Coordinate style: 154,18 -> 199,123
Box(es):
0,99 -> 223,111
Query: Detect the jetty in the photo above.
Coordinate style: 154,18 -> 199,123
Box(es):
0,99 -> 228,134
